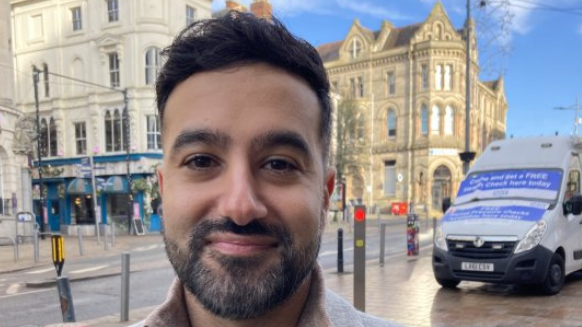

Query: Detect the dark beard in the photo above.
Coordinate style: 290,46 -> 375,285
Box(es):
164,218 -> 321,320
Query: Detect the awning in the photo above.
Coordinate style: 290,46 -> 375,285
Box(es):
102,176 -> 128,193
68,178 -> 93,194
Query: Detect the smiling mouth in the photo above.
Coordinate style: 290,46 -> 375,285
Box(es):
206,233 -> 278,257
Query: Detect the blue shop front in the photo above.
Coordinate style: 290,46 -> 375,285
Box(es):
32,153 -> 162,235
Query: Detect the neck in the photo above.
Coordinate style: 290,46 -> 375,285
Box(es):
185,272 -> 313,327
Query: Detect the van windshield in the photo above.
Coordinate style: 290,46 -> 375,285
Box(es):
455,169 -> 563,205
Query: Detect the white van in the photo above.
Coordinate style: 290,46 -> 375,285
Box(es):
432,136 -> 582,295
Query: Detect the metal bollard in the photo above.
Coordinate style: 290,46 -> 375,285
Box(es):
111,223 -> 116,246
77,226 -> 85,256
379,223 -> 387,267
56,276 -> 76,322
120,252 -> 130,322
34,229 -> 39,263
337,228 -> 344,273
433,217 -> 437,240
104,224 -> 110,251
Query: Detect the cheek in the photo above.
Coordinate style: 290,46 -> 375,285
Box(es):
160,179 -> 205,239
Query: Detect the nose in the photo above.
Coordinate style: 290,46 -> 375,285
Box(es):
218,166 -> 268,226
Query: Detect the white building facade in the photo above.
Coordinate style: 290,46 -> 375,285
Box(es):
11,0 -> 213,234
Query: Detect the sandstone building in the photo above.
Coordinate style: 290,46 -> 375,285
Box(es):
318,3 -> 508,215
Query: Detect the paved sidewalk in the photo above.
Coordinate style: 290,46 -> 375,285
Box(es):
3,218 -> 582,327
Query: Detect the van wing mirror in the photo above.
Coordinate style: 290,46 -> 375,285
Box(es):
572,194 -> 582,215
442,197 -> 451,213
564,193 -> 582,216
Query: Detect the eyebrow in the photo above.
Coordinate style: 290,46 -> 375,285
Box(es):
253,131 -> 312,160
170,129 -> 230,155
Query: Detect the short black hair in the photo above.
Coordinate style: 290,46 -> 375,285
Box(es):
156,11 -> 331,161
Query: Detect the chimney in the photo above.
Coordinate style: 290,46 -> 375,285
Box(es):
225,1 -> 247,12
250,0 -> 272,20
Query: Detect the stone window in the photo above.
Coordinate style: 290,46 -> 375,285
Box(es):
147,115 -> 162,150
71,7 -> 82,31
75,122 -> 87,155
107,0 -> 119,23
145,48 -> 161,85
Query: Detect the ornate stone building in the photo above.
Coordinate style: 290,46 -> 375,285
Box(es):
0,0 -> 32,240
10,0 -> 213,234
318,3 -> 508,215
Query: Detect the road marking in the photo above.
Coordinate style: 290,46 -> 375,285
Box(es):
133,244 -> 161,252
6,283 -> 20,295
70,265 -> 109,274
25,267 -> 54,274
0,288 -> 51,299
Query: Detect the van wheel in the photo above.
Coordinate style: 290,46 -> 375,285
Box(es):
436,277 -> 460,289
539,253 -> 564,295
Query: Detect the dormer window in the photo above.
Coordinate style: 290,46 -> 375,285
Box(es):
350,38 -> 363,59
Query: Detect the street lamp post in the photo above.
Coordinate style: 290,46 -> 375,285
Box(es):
32,67 -> 47,239
123,90 -> 133,235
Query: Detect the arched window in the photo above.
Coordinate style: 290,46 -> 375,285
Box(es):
113,110 -> 122,151
431,105 -> 440,135
387,110 -> 396,138
40,118 -> 48,157
444,105 -> 454,135
432,165 -> 452,210
444,65 -> 452,91
357,114 -> 365,143
49,117 -> 57,156
421,105 -> 428,135
350,38 -> 362,59
145,47 -> 161,85
435,65 -> 442,90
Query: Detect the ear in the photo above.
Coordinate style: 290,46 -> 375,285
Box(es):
157,165 -> 164,196
325,167 -> 336,209
321,167 -> 336,229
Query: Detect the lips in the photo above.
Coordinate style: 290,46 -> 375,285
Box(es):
206,233 -> 278,256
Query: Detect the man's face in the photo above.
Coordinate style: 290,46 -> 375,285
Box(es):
159,63 -> 335,320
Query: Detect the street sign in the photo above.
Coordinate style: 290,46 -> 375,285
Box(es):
51,235 -> 65,277
16,212 -> 33,222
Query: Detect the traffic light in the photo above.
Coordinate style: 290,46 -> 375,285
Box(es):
354,205 -> 366,222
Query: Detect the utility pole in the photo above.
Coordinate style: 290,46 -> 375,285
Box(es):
32,67 -> 47,239
123,90 -> 133,235
555,96 -> 581,135
459,0 -> 476,175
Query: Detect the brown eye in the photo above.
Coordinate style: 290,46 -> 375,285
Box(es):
265,159 -> 296,171
186,155 -> 217,169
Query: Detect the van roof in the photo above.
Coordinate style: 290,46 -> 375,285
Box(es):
471,135 -> 582,171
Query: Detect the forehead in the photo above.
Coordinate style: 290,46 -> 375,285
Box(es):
162,64 -> 322,153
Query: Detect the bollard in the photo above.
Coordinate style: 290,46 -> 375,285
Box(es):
111,223 -> 116,246
56,276 -> 76,322
379,223 -> 387,266
77,226 -> 85,256
34,229 -> 39,263
104,224 -> 110,251
120,252 -> 130,322
433,217 -> 437,240
337,228 -> 344,273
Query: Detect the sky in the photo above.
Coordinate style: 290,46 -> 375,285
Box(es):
212,0 -> 582,138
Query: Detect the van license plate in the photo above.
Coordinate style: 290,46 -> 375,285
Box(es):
461,262 -> 494,272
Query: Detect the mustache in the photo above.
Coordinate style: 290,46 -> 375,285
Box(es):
189,218 -> 292,244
